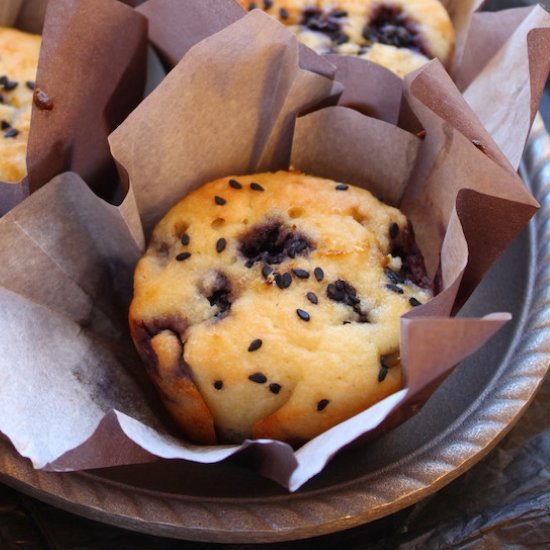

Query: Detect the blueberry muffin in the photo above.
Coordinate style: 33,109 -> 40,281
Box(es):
239,0 -> 455,77
129,171 -> 432,445
0,27 -> 41,183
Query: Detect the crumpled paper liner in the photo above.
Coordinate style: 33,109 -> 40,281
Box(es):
137,0 -> 550,173
0,0 -> 148,215
0,9 -> 538,491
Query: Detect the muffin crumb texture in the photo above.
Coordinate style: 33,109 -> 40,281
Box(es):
130,171 -> 432,445
0,27 -> 41,183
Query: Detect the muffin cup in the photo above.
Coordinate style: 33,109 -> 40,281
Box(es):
0,6 -> 545,491
0,0 -> 148,215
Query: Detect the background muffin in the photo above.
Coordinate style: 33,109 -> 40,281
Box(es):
238,0 -> 455,77
0,27 -> 41,182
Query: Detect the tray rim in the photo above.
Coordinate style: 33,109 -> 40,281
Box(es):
1,114 -> 549,544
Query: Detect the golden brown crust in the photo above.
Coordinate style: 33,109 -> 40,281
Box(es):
130,171 -> 432,444
0,27 -> 41,183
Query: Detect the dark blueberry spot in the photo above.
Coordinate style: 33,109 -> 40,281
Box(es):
314,267 -> 324,282
239,220 -> 313,267
4,128 -> 18,139
180,233 -> 190,245
275,272 -> 292,289
262,264 -> 273,279
269,383 -> 281,394
292,268 -> 309,279
214,380 -> 223,390
362,5 -> 428,57
333,32 -> 349,45
216,238 -> 227,253
389,222 -> 400,239
207,273 -> 232,316
229,179 -> 242,189
250,182 -> 264,192
317,399 -> 329,411
214,195 -> 226,205
248,339 -> 263,352
176,252 -> 191,261
409,297 -> 422,307
26,81 -> 35,91
279,7 -> 289,19
306,292 -> 319,305
249,372 -> 267,384
296,309 -> 310,322
386,283 -> 404,295
335,183 -> 349,191
327,279 -> 369,323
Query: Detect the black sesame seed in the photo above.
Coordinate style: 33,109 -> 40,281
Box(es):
409,297 -> 422,307
295,240 -> 307,253
262,264 -> 273,279
335,183 -> 349,191
306,292 -> 318,305
317,399 -> 329,411
248,338 -> 263,352
214,380 -> 223,390
250,182 -> 264,192
380,357 -> 390,370
314,267 -> 324,282
335,280 -> 345,291
26,81 -> 35,91
245,259 -> 254,268
292,268 -> 310,279
229,179 -> 242,189
0,94 -> 3,104
0,76 -> 6,86
264,0 -> 273,8
3,128 -> 18,138
275,272 -> 292,289
248,1 -> 256,10
296,309 -> 310,322
216,238 -> 227,253
385,268 -> 404,285
180,233 -> 190,245
176,252 -> 191,261
386,283 -> 404,294
1,120 -> 10,130
2,80 -> 18,91
249,372 -> 267,384
214,195 -> 226,205
269,383 -> 281,394
279,7 -> 289,18
389,222 -> 400,239
332,9 -> 348,17
378,366 -> 389,382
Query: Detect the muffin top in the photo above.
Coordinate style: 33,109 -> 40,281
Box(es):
130,171 -> 432,445
0,27 -> 41,183
238,0 -> 455,77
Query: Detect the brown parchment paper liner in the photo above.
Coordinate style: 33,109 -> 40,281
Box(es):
138,0 -> 550,171
0,10 -> 532,491
0,0 -> 148,216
